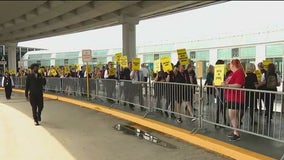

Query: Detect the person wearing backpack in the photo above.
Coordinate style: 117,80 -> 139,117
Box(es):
256,63 -> 281,121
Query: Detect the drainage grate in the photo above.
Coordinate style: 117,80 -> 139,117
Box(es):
114,123 -> 177,149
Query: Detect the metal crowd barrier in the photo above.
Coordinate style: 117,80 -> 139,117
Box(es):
4,76 -> 284,143
203,85 -> 284,142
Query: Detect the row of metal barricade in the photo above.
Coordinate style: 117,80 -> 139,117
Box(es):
10,76 -> 284,143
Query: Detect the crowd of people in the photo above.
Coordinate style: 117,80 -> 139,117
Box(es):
204,60 -> 281,141
1,58 -> 282,141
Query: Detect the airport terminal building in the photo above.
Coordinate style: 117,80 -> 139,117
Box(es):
21,29 -> 284,78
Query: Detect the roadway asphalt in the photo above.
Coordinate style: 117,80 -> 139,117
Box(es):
0,91 -> 231,160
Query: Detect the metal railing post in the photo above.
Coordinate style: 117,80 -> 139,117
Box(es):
198,78 -> 203,129
144,81 -> 153,118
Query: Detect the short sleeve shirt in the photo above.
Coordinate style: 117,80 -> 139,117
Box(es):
225,69 -> 245,103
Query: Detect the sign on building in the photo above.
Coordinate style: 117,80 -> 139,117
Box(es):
82,49 -> 93,62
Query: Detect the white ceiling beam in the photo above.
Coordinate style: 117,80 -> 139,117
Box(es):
25,10 -> 38,20
48,1 -> 65,9
36,4 -> 50,15
14,16 -> 26,24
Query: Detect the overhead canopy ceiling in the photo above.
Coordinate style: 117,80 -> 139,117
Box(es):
0,1 -> 224,44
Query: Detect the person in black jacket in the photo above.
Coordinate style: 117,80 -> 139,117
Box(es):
25,64 -> 46,126
1,72 -> 14,99
204,65 -> 214,105
214,60 -> 227,127
244,63 -> 258,125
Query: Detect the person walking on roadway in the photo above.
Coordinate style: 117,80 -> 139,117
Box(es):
25,63 -> 46,126
1,71 -> 14,100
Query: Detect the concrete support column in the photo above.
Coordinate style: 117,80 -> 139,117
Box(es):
120,15 -> 139,61
6,43 -> 17,71
255,44 -> 266,65
209,48 -> 218,65
19,47 -> 22,60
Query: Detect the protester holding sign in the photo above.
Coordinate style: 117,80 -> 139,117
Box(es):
174,61 -> 194,123
130,62 -> 145,111
104,61 -> 116,103
154,63 -> 166,114
213,60 -> 227,127
186,60 -> 197,116
164,63 -> 176,118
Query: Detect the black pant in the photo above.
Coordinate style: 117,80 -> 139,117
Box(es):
30,95 -> 44,122
245,91 -> 257,122
4,86 -> 12,99
215,89 -> 226,125
264,92 -> 276,120
104,80 -> 116,100
165,83 -> 175,115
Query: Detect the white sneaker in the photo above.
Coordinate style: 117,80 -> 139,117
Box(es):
191,118 -> 197,122
176,118 -> 182,123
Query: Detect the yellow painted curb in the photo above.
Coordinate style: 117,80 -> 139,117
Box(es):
4,89 -> 276,160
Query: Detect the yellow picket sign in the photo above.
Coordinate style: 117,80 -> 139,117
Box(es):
108,67 -> 116,76
56,67 -> 62,75
120,56 -> 128,68
160,56 -> 172,72
86,65 -> 92,73
263,59 -> 272,71
154,59 -> 161,73
38,68 -> 44,74
177,48 -> 189,65
76,64 -> 81,71
64,66 -> 70,74
132,58 -> 140,71
254,69 -> 262,82
213,64 -> 226,86
96,62 -> 103,69
115,53 -> 122,64
9,69 -> 15,75
50,68 -> 57,77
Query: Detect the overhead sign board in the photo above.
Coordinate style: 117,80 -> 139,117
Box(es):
82,49 -> 92,62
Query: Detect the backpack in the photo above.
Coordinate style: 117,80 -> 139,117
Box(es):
266,73 -> 277,90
